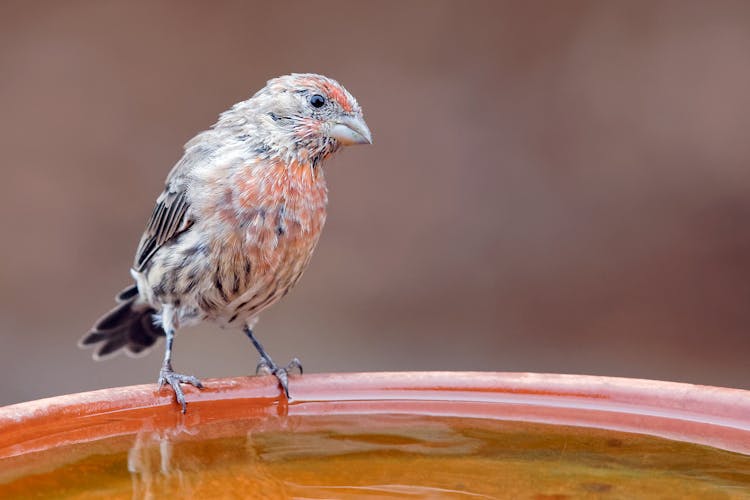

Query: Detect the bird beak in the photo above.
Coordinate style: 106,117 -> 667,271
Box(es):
329,115 -> 372,145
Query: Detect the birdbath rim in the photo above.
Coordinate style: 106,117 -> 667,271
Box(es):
1,371 -> 750,457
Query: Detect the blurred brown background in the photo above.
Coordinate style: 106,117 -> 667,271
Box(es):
1,1 -> 750,406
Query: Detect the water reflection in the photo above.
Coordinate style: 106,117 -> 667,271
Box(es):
124,415 -> 484,498
127,422 -> 199,498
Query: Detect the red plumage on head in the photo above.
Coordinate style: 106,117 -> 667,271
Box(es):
280,73 -> 358,114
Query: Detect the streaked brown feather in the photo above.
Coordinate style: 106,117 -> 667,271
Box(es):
134,187 -> 193,271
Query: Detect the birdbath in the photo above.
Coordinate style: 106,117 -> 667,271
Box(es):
1,372 -> 749,497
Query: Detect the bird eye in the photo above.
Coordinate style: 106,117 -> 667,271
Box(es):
309,94 -> 326,108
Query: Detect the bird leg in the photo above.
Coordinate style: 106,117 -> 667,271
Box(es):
243,326 -> 302,399
157,326 -> 203,413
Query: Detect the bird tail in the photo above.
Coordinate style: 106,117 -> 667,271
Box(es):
79,285 -> 165,360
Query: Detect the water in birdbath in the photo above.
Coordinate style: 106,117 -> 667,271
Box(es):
1,413 -> 748,498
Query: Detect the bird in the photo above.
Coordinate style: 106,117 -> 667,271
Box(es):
79,73 -> 372,412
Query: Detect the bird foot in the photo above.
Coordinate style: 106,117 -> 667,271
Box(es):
158,367 -> 204,413
256,357 -> 303,399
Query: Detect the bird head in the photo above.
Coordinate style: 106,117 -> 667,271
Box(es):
220,73 -> 371,166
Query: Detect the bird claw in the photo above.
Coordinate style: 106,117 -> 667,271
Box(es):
286,357 -> 303,375
255,357 -> 303,399
158,368 -> 204,413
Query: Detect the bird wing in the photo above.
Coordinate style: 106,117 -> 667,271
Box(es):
132,132 -> 219,272
133,184 -> 193,272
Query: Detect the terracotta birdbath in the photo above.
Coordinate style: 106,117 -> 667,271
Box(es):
1,372 -> 749,497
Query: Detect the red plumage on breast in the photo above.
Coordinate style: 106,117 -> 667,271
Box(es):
201,158 -> 328,320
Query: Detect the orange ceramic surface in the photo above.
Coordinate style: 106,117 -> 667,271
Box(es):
1,372 -> 749,458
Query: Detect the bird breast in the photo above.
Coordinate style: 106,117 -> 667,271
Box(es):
198,158 -> 329,321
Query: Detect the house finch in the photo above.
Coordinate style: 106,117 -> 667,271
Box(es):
79,73 -> 371,412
